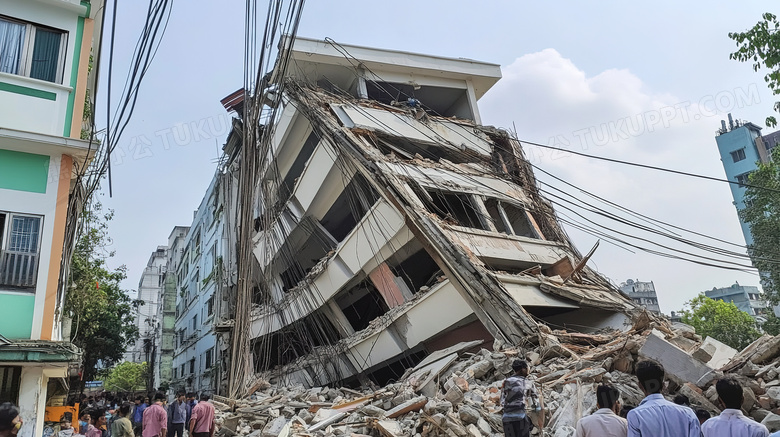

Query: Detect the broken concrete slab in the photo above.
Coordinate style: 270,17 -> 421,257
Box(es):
639,330 -> 716,387
385,396 -> 427,418
692,336 -> 738,369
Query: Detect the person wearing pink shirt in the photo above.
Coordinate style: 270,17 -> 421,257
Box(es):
142,393 -> 167,437
189,394 -> 215,437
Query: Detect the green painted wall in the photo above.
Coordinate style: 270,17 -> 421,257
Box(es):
0,294 -> 35,339
0,150 -> 50,193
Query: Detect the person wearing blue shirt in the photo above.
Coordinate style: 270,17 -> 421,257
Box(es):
627,360 -> 701,437
131,397 -> 147,437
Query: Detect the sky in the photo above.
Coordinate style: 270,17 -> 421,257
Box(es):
97,1 -> 777,315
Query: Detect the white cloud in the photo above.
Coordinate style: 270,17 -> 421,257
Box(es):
479,49 -> 760,314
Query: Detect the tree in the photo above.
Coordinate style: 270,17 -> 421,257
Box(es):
102,361 -> 147,392
762,312 -> 780,336
740,146 -> 780,304
729,13 -> 780,127
680,295 -> 761,350
64,201 -> 140,385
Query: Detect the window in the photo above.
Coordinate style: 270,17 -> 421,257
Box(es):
0,366 -> 21,404
730,148 -> 746,163
179,363 -> 185,377
189,358 -> 195,374
0,17 -> 68,83
736,172 -> 751,187
205,349 -> 213,369
172,368 -> 177,379
191,315 -> 197,333
0,213 -> 42,289
207,296 -> 214,317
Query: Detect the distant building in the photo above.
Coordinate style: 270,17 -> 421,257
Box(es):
618,279 -> 661,313
128,247 -> 168,367
714,114 -> 779,246
705,282 -> 767,319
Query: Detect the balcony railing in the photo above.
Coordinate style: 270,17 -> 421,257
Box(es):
0,250 -> 39,289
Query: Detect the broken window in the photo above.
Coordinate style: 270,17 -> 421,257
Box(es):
335,280 -> 390,332
272,217 -> 336,293
484,198 -> 538,238
320,173 -> 379,242
389,246 -> 441,294
365,81 -> 474,120
422,190 -> 486,230
252,310 -> 342,370
279,131 -> 319,203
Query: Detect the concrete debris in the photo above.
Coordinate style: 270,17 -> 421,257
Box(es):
212,316 -> 780,436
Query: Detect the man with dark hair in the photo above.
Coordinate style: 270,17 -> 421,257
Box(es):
575,385 -> 627,437
0,403 -> 22,437
132,397 -> 146,437
627,360 -> 700,436
142,393 -> 167,437
696,409 -> 711,426
500,360 -> 540,437
189,395 -> 215,437
112,403 -> 134,437
701,377 -> 768,436
673,394 -> 691,406
185,394 -> 197,429
167,392 -> 189,437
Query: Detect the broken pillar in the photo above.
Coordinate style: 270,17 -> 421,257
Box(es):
639,330 -> 716,387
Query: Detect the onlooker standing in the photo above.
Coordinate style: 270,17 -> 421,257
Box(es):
185,394 -> 197,429
84,411 -> 102,437
111,404 -> 134,437
189,394 -> 215,437
701,377 -> 768,437
132,397 -> 146,437
79,412 -> 93,436
500,360 -> 540,437
142,393 -> 167,437
0,403 -> 23,437
167,392 -> 189,437
575,385 -> 627,437
627,360 -> 701,437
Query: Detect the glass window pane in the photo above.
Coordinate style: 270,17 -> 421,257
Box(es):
30,28 -> 61,83
0,19 -> 26,75
9,216 -> 40,253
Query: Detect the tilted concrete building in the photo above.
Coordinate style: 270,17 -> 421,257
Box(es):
217,37 -> 637,391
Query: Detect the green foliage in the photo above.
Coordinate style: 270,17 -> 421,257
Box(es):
64,201 -> 140,384
729,13 -> 780,127
680,295 -> 761,350
740,147 -> 780,304
102,361 -> 147,392
762,312 -> 780,336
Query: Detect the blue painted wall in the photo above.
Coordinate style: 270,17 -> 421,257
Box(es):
715,124 -> 762,246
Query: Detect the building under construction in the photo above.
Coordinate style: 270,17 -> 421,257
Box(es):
215,37 -> 638,395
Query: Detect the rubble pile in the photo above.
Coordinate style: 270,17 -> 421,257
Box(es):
211,314 -> 780,437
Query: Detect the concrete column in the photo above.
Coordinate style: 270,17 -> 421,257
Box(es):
18,366 -> 45,437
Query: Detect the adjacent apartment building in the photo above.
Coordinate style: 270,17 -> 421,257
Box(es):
0,0 -> 104,435
618,279 -> 661,314
714,113 -> 779,246
705,282 -> 768,320
214,37 -> 637,391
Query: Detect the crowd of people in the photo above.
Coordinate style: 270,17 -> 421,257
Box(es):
0,391 -> 215,437
501,358 -> 780,437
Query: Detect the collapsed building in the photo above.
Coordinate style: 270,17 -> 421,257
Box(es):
215,37 -> 638,393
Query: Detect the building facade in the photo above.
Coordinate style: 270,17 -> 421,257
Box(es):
128,247 -> 167,364
714,114 -> 778,246
705,282 -> 767,319
169,175 -> 226,394
0,0 -> 104,435
215,37 -> 637,391
618,279 -> 661,314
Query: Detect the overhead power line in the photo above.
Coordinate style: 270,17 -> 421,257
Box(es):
516,138 -> 780,195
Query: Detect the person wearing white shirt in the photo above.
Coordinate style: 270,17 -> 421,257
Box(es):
575,384 -> 627,437
701,377 -> 768,437
627,360 -> 701,437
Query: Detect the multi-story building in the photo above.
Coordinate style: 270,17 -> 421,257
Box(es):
128,247 -> 167,364
714,114 -> 778,246
0,0 -> 104,434
170,175 -> 226,394
157,226 -> 188,390
618,279 -> 661,314
705,282 -> 767,319
216,37 -> 637,391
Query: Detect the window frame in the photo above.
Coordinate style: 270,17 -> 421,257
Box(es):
0,15 -> 69,84
0,211 -> 44,290
730,148 -> 746,163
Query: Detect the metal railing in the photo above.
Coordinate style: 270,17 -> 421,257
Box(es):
0,250 -> 39,288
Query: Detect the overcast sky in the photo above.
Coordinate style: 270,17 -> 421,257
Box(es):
97,1 -> 777,315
